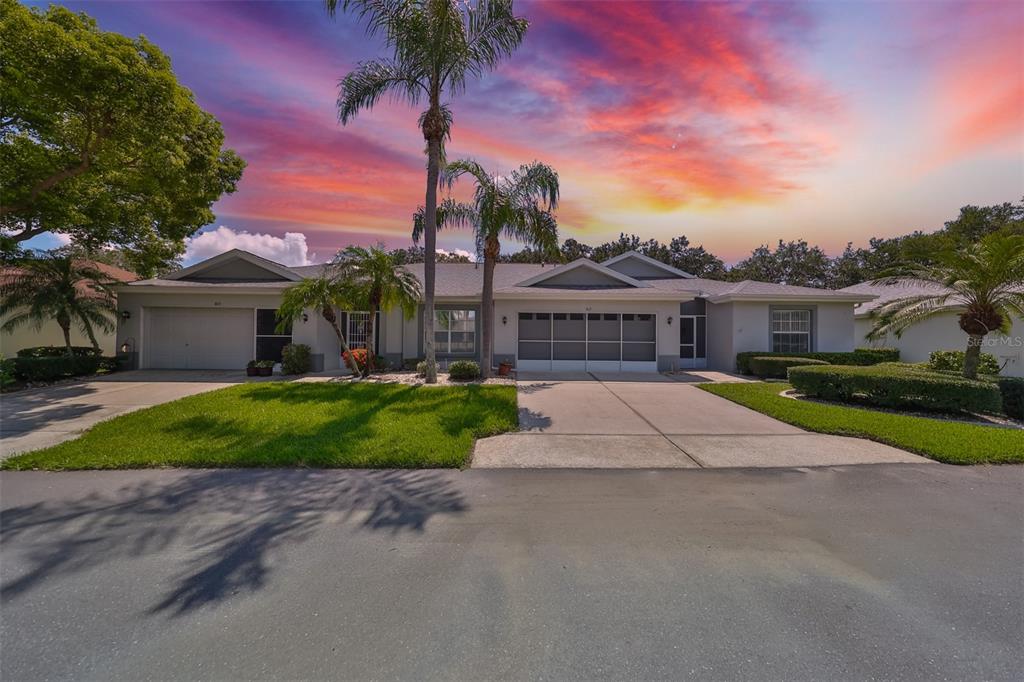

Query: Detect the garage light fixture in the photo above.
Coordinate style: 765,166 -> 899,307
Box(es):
120,310 -> 131,320
667,316 -> 673,326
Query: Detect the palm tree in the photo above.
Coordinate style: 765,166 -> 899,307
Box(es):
868,231 -> 1024,379
276,276 -> 360,371
333,245 -> 421,377
414,160 -> 559,377
326,0 -> 529,383
0,255 -> 117,355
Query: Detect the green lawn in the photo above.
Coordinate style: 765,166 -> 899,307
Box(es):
700,382 -> 1023,465
2,382 -> 519,470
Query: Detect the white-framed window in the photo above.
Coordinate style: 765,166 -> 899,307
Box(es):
772,309 -> 811,353
435,310 -> 475,354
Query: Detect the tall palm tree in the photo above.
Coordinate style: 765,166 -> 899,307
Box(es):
868,231 -> 1024,378
333,245 -> 422,377
276,276 -> 360,371
326,0 -> 529,383
0,255 -> 117,355
414,160 -> 559,377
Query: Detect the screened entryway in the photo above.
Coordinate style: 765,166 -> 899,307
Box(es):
516,312 -> 658,372
678,299 -> 707,369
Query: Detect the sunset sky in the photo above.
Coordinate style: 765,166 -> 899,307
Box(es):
34,0 -> 1024,265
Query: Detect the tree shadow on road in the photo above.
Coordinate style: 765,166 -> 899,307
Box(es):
0,469 -> 467,616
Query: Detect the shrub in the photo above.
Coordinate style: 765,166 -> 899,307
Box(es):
415,360 -> 428,377
343,348 -> 369,372
994,377 -> 1024,419
16,346 -> 101,358
748,356 -> 829,379
255,360 -> 275,369
736,348 -> 898,374
788,363 -> 1002,414
447,360 -> 481,381
11,355 -> 103,382
928,349 -> 1001,375
0,356 -> 15,389
281,344 -> 312,375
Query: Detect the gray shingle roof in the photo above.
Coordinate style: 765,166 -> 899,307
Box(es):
130,250 -> 872,302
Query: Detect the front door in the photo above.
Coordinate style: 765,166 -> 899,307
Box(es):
679,315 -> 707,369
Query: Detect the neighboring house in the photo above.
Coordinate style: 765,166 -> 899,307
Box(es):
115,249 -> 873,373
1,261 -> 138,357
843,281 -> 1024,377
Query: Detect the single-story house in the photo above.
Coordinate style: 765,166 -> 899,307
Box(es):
1,261 -> 138,357
844,282 -> 1024,377
114,248 -> 874,373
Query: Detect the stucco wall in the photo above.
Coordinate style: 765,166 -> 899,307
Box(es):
815,303 -> 856,352
1,313 -> 117,356
705,302 -> 734,371
856,313 -> 1024,377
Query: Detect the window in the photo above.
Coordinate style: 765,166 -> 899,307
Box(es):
772,309 -> 811,353
435,309 -> 475,354
256,309 -> 291,362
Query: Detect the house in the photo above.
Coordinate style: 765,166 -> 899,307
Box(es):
114,249 -> 874,373
844,281 -> 1024,377
1,261 -> 138,357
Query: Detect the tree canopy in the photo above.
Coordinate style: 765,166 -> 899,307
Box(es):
0,1 -> 245,276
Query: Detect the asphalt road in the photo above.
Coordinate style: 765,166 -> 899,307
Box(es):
1,465 -> 1021,681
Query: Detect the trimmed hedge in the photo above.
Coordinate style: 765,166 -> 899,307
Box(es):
994,377 -> 1024,419
788,363 -> 1003,414
11,355 -> 107,382
0,357 -> 15,389
736,347 -> 899,374
281,343 -> 312,375
16,346 -> 102,358
447,360 -> 481,381
748,356 -> 830,379
928,349 -> 1001,375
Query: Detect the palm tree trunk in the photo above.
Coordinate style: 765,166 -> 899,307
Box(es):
481,237 -> 499,379
81,319 -> 102,353
963,334 -> 985,379
421,103 -> 442,385
57,313 -> 73,357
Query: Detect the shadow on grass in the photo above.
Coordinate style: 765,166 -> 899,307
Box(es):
0,469 -> 467,616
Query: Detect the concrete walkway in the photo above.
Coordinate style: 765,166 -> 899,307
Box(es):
473,374 -> 931,468
0,370 -> 281,457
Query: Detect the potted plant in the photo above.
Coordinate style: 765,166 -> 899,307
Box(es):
498,360 -> 513,376
246,360 -> 259,377
256,360 -> 274,377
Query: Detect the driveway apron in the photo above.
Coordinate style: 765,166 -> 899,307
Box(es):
473,374 -> 931,469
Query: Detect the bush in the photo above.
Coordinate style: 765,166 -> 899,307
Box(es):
0,356 -> 15,389
928,349 -> 1001,375
748,356 -> 830,379
736,348 -> 898,374
447,360 -> 481,381
994,377 -> 1024,419
788,363 -> 1002,414
11,355 -> 103,382
16,346 -> 102,358
415,360 -> 428,377
343,348 -> 388,373
281,344 -> 312,375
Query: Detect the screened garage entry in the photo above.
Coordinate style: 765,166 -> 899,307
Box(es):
517,312 -> 657,372
144,308 -> 254,370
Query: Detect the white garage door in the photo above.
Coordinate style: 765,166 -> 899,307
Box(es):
144,308 -> 253,370
517,312 -> 658,372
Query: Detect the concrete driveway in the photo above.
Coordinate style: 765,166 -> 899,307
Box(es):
0,370 -> 278,457
1,466 -> 1020,680
474,374 -> 930,468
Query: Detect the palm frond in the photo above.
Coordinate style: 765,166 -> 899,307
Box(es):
337,58 -> 426,124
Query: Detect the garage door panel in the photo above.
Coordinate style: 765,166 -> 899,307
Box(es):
145,308 -> 253,370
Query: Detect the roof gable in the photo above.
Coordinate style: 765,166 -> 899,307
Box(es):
166,249 -> 301,283
602,251 -> 693,279
514,258 -> 650,289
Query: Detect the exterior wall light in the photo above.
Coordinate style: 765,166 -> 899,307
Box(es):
667,316 -> 673,325
502,315 -> 508,325
120,310 -> 131,320
302,313 -> 309,323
